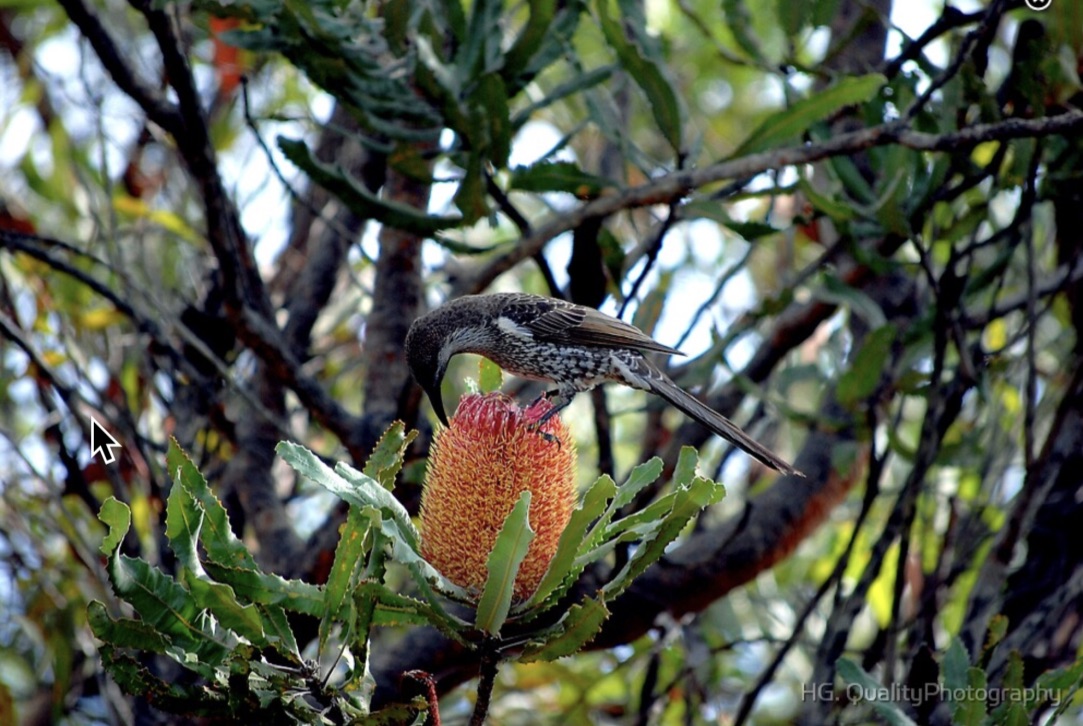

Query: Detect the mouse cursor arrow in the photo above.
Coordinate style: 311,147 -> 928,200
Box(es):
90,416 -> 122,465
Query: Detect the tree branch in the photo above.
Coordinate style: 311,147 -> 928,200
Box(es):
452,111 -> 1083,297
54,0 -> 181,133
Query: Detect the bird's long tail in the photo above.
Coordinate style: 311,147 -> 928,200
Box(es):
648,376 -> 803,477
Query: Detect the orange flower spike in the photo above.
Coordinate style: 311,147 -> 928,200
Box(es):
420,392 -> 576,602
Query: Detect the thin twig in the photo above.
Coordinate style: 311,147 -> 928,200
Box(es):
732,405 -> 886,726
55,0 -> 180,132
618,202 -> 678,318
241,80 -> 370,264
902,0 -> 1008,121
453,110 -> 1083,298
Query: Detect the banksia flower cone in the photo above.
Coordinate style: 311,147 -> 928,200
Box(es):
420,392 -> 576,602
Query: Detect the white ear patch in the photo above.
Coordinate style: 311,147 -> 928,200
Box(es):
496,316 -> 534,339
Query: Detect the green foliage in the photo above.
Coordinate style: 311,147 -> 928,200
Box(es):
90,434 -> 724,719
476,491 -> 535,635
836,658 -> 918,726
509,161 -> 617,197
90,440 -> 428,721
478,357 -> 504,393
8,0 -> 1083,721
836,638 -> 1083,725
202,0 -> 596,225
838,324 -> 897,407
597,0 -> 686,156
278,138 -> 465,235
734,73 -> 887,156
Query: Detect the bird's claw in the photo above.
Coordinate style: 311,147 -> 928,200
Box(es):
528,389 -> 561,407
528,422 -> 562,448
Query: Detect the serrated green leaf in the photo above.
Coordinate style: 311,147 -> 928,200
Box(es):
87,601 -> 170,653
279,137 -> 463,235
957,667 -> 989,724
165,459 -> 204,571
580,520 -> 666,568
508,161 -> 616,197
611,457 -> 663,510
400,559 -> 475,640
521,597 -> 609,661
165,442 -> 276,650
167,440 -> 259,571
285,452 -> 472,632
101,492 -> 234,661
672,446 -> 699,488
1048,660 -> 1083,690
1001,703 -> 1029,726
602,476 -> 724,600
363,422 -> 416,491
99,646 -> 225,714
320,505 -> 370,652
597,0 -> 684,155
99,497 -> 130,555
476,491 -> 534,635
838,324 -> 896,407
349,567 -> 381,684
836,658 -> 918,726
358,581 -> 453,630
184,576 -> 269,647
522,474 -> 618,610
336,462 -> 421,547
277,442 -> 420,550
109,553 -> 229,664
200,561 -> 325,616
475,73 -> 510,167
1003,650 -> 1025,697
258,604 -> 300,657
479,358 -> 503,393
734,74 -> 886,156
605,487 -> 683,542
943,638 -> 971,692
1033,657 -> 1083,703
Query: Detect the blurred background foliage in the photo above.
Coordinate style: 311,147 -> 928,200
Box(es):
2,0 -> 1083,722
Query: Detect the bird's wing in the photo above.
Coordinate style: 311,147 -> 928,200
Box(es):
505,295 -> 683,356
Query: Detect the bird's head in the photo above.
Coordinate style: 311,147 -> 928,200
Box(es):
405,314 -> 451,426
406,297 -> 493,427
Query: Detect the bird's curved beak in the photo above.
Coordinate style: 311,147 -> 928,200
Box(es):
425,384 -> 450,427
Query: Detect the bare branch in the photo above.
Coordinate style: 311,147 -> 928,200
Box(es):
453,111 -> 1083,297
55,0 -> 181,133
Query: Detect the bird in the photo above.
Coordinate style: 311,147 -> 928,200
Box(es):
404,292 -> 802,476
